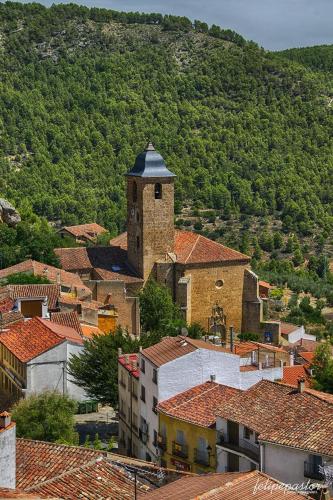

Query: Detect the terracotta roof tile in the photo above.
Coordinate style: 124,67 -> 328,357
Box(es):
55,246 -> 142,284
119,353 -> 139,379
109,231 -> 250,265
174,230 -> 250,265
258,280 -> 272,289
280,322 -> 300,335
6,284 -> 60,310
217,379 -> 333,456
0,259 -> 90,295
281,365 -> 311,387
0,317 -> 82,362
16,439 -> 148,499
298,351 -> 314,364
81,323 -> 104,338
50,311 -> 83,335
157,381 -> 240,427
290,338 -> 323,352
0,310 -> 24,326
233,341 -> 285,356
141,470 -> 311,499
62,223 -> 106,240
141,336 -> 230,367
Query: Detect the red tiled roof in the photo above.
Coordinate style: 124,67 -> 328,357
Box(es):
141,336 -> 231,367
50,310 -> 83,335
55,246 -> 142,284
0,259 -> 90,295
0,310 -> 24,327
282,365 -> 311,387
140,470 -> 311,500
259,280 -> 272,289
16,439 -> 148,499
0,317 -> 82,362
6,284 -> 60,310
109,231 -> 250,265
291,338 -> 322,352
298,351 -> 314,364
119,353 -> 139,379
157,381 -> 240,427
62,223 -> 106,240
0,296 -> 14,313
280,322 -> 300,335
81,324 -> 104,338
217,379 -> 333,456
174,230 -> 250,265
233,341 -> 286,356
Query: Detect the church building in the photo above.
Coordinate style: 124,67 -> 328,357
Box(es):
55,144 -> 279,341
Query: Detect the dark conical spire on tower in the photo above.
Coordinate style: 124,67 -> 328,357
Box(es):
126,142 -> 176,178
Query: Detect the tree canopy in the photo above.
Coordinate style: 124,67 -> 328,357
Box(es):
11,391 -> 78,444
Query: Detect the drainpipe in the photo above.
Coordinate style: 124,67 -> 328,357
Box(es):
229,326 -> 234,353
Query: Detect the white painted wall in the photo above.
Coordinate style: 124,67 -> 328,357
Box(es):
240,366 -> 283,390
26,341 -> 86,401
138,356 -> 158,461
0,424 -> 16,489
263,442 -> 333,491
287,326 -> 316,344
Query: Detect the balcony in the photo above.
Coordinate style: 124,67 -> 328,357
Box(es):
304,461 -> 324,481
172,441 -> 188,459
217,432 -> 260,463
194,448 -> 210,467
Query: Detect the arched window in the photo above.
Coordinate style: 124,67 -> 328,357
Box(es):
136,236 -> 140,249
154,183 -> 162,199
133,181 -> 137,202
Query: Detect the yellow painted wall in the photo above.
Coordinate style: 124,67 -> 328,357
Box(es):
159,412 -> 216,473
98,314 -> 117,334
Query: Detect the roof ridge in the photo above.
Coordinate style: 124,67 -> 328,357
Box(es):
184,233 -> 201,264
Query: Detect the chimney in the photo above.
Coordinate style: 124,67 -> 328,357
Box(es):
139,346 -> 143,353
289,352 -> 294,367
229,326 -> 234,352
0,412 -> 16,489
125,354 -> 130,364
297,377 -> 305,393
118,347 -> 122,356
210,374 -> 216,383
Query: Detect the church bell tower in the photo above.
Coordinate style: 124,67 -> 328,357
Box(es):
126,143 -> 176,281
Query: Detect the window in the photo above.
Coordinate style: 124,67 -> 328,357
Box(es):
154,183 -> 162,199
152,368 -> 157,384
176,429 -> 185,445
153,396 -> 158,414
141,358 -> 145,373
141,385 -> 146,402
255,432 -> 259,444
133,181 -> 137,202
243,427 -> 252,440
136,236 -> 140,249
136,211 -> 139,222
153,430 -> 158,447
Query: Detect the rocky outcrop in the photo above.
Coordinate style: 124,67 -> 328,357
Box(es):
0,199 -> 21,227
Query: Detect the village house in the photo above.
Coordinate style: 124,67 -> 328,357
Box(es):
58,222 -> 107,244
55,143 -> 280,340
156,380 -> 240,473
216,379 -> 333,494
126,335 -> 288,463
118,352 -> 140,458
0,317 -> 85,400
0,283 -> 61,320
280,321 -> 316,346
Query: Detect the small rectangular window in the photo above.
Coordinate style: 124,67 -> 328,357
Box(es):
243,427 -> 251,439
153,396 -> 158,414
141,358 -> 145,373
141,385 -> 146,403
152,368 -> 157,384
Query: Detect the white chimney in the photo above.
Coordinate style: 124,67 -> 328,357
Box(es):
298,378 -> 305,393
0,412 -> 16,489
289,352 -> 294,367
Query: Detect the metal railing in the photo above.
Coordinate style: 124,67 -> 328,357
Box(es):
216,432 -> 259,461
172,441 -> 188,459
304,461 -> 324,480
158,435 -> 167,451
194,448 -> 210,466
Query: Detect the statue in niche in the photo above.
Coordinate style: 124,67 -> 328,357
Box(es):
208,302 -> 227,339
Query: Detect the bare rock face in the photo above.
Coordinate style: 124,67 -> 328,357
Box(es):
0,199 -> 21,227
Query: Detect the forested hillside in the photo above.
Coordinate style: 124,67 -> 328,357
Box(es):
277,45 -> 333,72
1,2 -> 333,235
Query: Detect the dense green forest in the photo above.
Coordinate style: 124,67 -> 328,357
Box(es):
1,1 -> 333,297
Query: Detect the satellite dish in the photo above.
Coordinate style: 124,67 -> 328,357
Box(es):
181,327 -> 188,337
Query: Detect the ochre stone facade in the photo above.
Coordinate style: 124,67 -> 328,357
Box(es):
127,177 -> 175,281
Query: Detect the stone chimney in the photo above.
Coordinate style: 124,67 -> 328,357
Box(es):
0,412 -> 16,489
297,377 -> 305,393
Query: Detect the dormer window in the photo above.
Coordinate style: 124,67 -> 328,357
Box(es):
154,183 -> 162,199
133,181 -> 137,202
